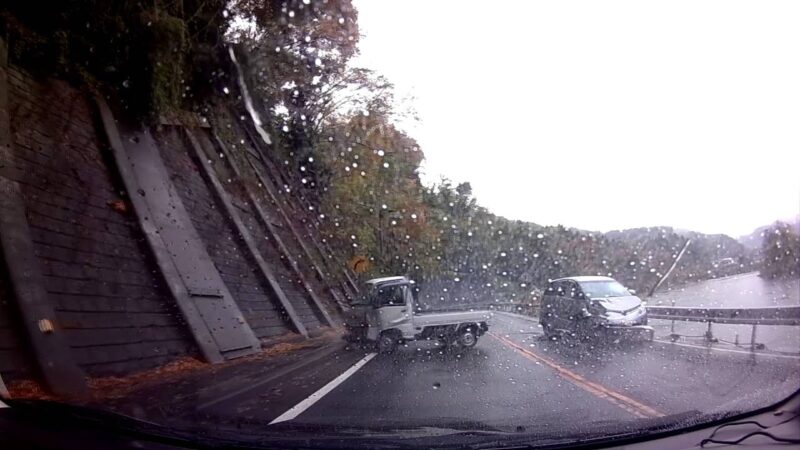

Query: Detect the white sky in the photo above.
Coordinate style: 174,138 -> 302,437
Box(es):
351,0 -> 800,237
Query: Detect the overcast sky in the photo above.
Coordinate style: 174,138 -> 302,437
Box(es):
350,0 -> 800,237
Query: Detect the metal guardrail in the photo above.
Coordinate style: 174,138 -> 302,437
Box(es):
647,305 -> 800,326
647,305 -> 800,350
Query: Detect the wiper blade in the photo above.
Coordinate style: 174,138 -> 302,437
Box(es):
4,402 -> 508,448
6,399 -> 160,427
467,410 -> 723,449
266,418 -> 508,436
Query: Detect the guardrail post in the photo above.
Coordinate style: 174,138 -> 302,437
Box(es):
669,319 -> 680,341
704,321 -> 716,343
749,324 -> 758,364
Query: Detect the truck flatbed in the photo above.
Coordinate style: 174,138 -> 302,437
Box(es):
413,310 -> 492,327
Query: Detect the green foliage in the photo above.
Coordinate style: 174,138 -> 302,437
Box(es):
3,1 -> 761,305
146,13 -> 189,116
227,0 -> 365,192
314,112 -> 435,278
1,0 -> 228,119
310,107 -> 753,303
760,222 -> 800,279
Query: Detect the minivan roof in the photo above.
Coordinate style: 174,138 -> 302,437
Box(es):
553,276 -> 615,283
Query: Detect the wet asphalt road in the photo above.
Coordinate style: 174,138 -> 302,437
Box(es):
260,313 -> 798,431
154,273 -> 799,438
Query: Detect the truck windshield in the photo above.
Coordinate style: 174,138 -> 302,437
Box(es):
580,281 -> 631,298
373,285 -> 406,307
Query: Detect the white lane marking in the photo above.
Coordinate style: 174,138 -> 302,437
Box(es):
269,352 -> 377,425
197,344 -> 342,410
0,400 -> 8,408
655,339 -> 800,360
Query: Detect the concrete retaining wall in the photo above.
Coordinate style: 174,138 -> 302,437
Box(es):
0,43 -> 352,393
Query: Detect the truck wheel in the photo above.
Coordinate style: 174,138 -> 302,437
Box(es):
378,332 -> 398,354
542,322 -> 556,340
458,329 -> 478,348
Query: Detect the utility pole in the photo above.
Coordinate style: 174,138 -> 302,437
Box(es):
648,239 -> 692,297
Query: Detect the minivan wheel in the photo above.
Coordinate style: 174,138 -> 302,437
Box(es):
378,332 -> 398,354
459,329 -> 477,348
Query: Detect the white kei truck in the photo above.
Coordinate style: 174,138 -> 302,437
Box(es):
344,276 -> 492,353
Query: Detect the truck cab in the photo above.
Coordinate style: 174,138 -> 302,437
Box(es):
345,276 -> 491,353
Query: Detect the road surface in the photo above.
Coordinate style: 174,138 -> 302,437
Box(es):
113,273 -> 799,444
652,271 -> 799,308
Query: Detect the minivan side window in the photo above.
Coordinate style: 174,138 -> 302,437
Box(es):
567,282 -> 583,299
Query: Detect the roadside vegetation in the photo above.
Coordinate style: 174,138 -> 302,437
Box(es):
759,222 -> 800,279
1,0 -> 758,307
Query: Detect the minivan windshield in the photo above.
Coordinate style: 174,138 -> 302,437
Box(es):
580,280 -> 633,298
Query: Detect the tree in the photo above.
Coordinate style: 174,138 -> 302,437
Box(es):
760,222 -> 800,279
227,0 -> 362,188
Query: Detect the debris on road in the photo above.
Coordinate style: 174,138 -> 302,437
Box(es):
5,331 -> 341,402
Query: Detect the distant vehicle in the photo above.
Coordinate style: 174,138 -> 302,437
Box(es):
713,257 -> 736,268
540,276 -> 654,342
344,276 -> 491,353
712,257 -> 741,277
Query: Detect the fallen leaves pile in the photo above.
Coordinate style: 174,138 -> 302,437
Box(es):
5,330 -> 339,402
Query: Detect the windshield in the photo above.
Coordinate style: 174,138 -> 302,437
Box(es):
580,280 -> 632,298
0,1 -> 798,448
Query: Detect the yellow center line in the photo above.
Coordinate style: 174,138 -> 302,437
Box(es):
489,332 -> 664,419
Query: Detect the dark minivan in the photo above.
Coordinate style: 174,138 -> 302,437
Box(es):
540,276 -> 654,342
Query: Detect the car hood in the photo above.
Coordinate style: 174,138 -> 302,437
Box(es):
591,295 -> 643,313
